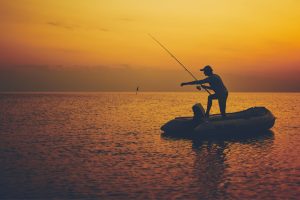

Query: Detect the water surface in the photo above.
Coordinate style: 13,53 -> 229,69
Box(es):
0,92 -> 299,199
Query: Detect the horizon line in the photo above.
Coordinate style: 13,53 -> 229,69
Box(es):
0,91 -> 299,94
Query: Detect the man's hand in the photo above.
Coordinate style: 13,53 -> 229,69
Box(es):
201,85 -> 211,89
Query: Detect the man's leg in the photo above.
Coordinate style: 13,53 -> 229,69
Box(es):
218,93 -> 228,117
206,94 -> 217,117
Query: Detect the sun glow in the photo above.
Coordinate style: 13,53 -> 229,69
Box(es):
0,0 -> 299,91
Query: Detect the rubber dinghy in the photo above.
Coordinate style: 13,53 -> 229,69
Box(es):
161,104 -> 276,138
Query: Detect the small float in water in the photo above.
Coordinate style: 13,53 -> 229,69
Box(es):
161,104 -> 276,139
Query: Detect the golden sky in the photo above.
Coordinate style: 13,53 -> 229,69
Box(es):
0,0 -> 299,91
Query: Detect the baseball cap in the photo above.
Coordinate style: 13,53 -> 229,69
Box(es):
200,65 -> 213,72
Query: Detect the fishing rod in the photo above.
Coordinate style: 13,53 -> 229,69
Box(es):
148,34 -> 211,95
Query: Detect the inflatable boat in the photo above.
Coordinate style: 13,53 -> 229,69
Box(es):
161,105 -> 276,138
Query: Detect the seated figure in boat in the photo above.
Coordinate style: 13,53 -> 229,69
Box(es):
181,65 -> 228,118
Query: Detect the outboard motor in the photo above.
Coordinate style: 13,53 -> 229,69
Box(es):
192,103 -> 206,122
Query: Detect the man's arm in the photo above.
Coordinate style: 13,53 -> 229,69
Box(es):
181,78 -> 209,86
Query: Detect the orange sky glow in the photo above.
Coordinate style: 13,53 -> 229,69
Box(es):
0,0 -> 299,91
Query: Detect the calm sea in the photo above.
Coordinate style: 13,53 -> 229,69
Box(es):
0,92 -> 299,199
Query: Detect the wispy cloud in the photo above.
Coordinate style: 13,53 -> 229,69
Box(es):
46,21 -> 109,32
46,21 -> 78,30
52,48 -> 85,53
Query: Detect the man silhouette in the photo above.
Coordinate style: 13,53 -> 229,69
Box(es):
181,65 -> 228,118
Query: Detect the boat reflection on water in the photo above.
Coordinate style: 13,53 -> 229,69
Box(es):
161,130 -> 275,199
